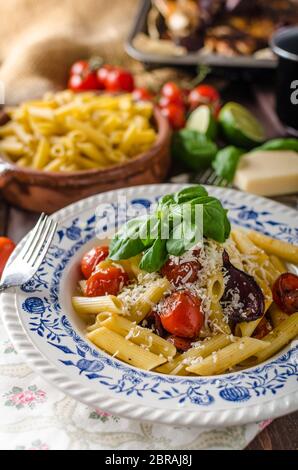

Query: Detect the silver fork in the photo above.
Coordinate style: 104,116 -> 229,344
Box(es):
192,168 -> 232,187
0,213 -> 57,292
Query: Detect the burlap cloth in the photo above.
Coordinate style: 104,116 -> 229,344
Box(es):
0,0 -> 189,105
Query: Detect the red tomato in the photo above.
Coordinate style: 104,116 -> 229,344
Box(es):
0,237 -> 15,277
160,291 -> 204,338
188,84 -> 220,111
167,335 -> 194,352
158,95 -> 184,108
86,265 -> 129,297
161,82 -> 184,106
68,72 -> 99,92
161,259 -> 201,287
70,60 -> 89,76
96,64 -> 115,89
160,104 -> 186,130
81,246 -> 109,279
132,87 -> 153,101
272,273 -> 298,314
253,317 -> 272,339
105,68 -> 134,92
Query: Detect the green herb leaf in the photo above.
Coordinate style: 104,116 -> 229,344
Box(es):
172,129 -> 218,171
109,217 -> 146,260
254,138 -> 298,152
212,146 -> 245,183
202,198 -> 231,242
139,238 -> 168,272
174,185 -> 208,204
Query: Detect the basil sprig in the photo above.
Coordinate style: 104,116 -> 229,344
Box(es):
109,185 -> 231,272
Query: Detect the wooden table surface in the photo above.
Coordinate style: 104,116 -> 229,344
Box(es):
1,197 -> 298,450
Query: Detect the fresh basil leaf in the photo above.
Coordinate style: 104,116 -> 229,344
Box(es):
139,214 -> 160,248
109,236 -> 144,260
158,194 -> 175,208
139,238 -> 168,273
166,223 -> 185,256
174,185 -> 208,204
212,146 -> 245,183
254,138 -> 298,152
202,198 -> 230,243
172,129 -> 218,171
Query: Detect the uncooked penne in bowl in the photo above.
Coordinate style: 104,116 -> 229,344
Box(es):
72,185 -> 298,376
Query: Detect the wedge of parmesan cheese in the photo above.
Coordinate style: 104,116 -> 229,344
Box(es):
234,150 -> 298,196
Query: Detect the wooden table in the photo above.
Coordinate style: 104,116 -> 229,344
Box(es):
1,196 -> 297,450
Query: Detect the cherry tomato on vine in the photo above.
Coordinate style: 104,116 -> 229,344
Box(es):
0,237 -> 15,277
160,291 -> 204,338
272,273 -> 298,314
104,68 -> 134,92
161,259 -> 201,287
86,265 -> 129,297
132,87 -> 153,101
68,72 -> 98,92
70,60 -> 89,77
81,246 -> 109,279
161,82 -> 184,106
160,104 -> 186,130
96,64 -> 115,89
188,84 -> 220,111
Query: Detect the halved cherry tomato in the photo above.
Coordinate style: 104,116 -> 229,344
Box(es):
161,82 -> 184,106
253,317 -> 272,339
161,259 -> 201,287
70,60 -> 89,76
68,72 -> 98,92
160,291 -> 204,338
0,237 -> 15,277
96,64 -> 115,89
105,68 -> 134,92
132,87 -> 153,102
272,273 -> 298,314
188,84 -> 220,111
81,246 -> 109,279
160,104 -> 186,130
86,265 -> 129,297
167,335 -> 194,352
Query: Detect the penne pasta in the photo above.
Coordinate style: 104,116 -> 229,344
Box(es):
87,327 -> 166,370
269,304 -> 289,328
187,337 -> 269,375
129,278 -> 171,322
72,295 -> 124,316
247,230 -> 298,265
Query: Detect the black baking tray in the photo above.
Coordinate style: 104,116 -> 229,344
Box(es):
126,0 -> 277,69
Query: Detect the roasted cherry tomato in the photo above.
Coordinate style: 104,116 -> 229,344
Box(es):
68,72 -> 98,92
0,237 -> 15,277
272,273 -> 298,314
160,291 -> 204,338
167,335 -> 194,352
253,317 -> 272,339
96,64 -> 115,89
81,246 -> 109,279
86,265 -> 129,297
161,259 -> 201,287
161,82 -> 184,106
132,87 -> 153,101
70,60 -> 89,76
188,84 -> 220,111
160,104 -> 186,130
105,68 -> 134,92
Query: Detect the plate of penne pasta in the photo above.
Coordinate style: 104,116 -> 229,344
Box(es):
1,183 -> 298,427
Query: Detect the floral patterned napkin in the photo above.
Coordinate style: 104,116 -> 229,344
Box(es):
0,315 -> 271,450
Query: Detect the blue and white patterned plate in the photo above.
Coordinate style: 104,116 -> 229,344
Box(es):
1,184 -> 298,427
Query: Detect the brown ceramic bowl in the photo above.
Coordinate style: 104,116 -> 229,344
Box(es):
0,107 -> 171,213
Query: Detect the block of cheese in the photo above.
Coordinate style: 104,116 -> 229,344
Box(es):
234,150 -> 298,196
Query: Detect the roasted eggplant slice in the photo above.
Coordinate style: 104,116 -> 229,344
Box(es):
221,250 -> 265,324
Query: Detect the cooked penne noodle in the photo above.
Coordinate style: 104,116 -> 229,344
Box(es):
247,230 -> 298,265
187,337 -> 269,375
255,313 -> 298,363
101,314 -> 176,358
129,278 -> 171,322
32,138 -> 50,169
87,327 -> 166,370
269,304 -> 289,328
72,295 -> 124,315
209,301 -> 231,335
269,255 -> 287,275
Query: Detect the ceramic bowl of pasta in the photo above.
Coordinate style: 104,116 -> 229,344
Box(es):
0,91 -> 171,213
1,184 -> 298,427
